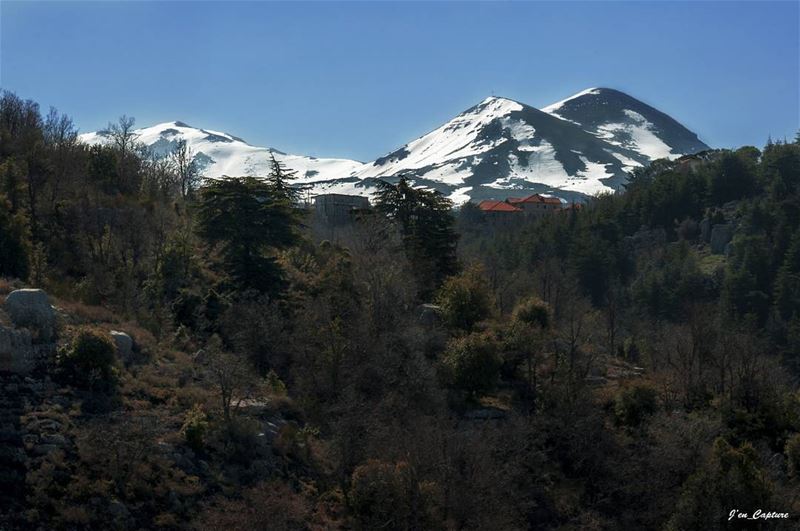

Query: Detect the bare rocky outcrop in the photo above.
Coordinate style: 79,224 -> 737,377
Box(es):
710,224 -> 734,255
624,226 -> 667,251
4,289 -> 56,342
0,325 -> 35,374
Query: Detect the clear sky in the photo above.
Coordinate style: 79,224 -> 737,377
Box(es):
1,1 -> 798,161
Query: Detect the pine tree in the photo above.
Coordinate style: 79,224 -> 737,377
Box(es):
267,152 -> 300,203
374,177 -> 458,296
196,177 -> 298,295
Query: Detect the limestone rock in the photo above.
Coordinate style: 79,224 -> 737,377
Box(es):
0,325 -> 34,374
710,224 -> 733,255
4,289 -> 56,342
417,304 -> 442,327
110,330 -> 133,361
700,217 -> 711,243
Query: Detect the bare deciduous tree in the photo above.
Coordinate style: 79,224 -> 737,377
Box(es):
104,115 -> 139,192
170,139 -> 200,198
196,335 -> 263,424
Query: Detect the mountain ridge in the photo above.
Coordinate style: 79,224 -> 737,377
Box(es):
78,88 -> 710,202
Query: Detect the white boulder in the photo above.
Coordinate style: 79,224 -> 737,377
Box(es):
4,289 -> 56,342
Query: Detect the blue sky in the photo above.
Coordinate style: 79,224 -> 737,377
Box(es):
1,1 -> 797,161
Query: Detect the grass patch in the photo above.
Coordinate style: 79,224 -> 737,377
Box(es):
698,253 -> 726,275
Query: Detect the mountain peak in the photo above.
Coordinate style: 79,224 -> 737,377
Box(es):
541,87 -> 709,161
541,88 -> 602,113
480,95 -> 521,105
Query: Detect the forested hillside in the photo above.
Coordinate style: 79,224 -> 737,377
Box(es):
1,90 -> 800,530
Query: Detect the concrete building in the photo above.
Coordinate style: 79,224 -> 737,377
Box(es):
313,193 -> 371,225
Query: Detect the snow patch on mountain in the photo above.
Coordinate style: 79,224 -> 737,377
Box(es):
355,97 -> 522,180
78,121 -> 364,189
541,88 -> 601,116
606,149 -> 644,173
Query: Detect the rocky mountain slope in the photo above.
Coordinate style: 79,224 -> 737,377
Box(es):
542,88 -> 709,162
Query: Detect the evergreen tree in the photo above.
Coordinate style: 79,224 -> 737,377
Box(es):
774,231 -> 800,322
0,194 -> 29,279
196,177 -> 298,295
709,151 -> 756,204
373,177 -> 458,296
267,152 -> 300,203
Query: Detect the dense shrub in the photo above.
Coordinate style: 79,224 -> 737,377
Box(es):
58,327 -> 118,390
436,264 -> 492,331
181,404 -> 209,453
614,384 -> 658,427
512,296 -> 550,329
441,332 -> 501,397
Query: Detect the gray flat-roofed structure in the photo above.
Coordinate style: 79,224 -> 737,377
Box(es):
314,193 -> 371,225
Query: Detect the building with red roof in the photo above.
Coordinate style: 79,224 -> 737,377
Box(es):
475,194 -> 568,222
478,200 -> 523,213
506,194 -> 564,217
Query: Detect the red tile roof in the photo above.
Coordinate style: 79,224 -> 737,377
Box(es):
513,193 -> 562,205
478,200 -> 523,212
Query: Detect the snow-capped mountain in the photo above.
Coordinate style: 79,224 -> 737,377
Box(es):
78,88 -> 708,202
79,121 -> 364,195
353,89 -> 708,202
353,95 -> 651,202
542,88 -> 709,162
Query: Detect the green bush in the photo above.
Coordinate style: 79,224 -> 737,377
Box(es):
441,333 -> 500,398
58,327 -> 118,389
266,369 -> 287,396
436,265 -> 492,331
512,297 -> 550,329
181,404 -> 209,453
614,385 -> 658,427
